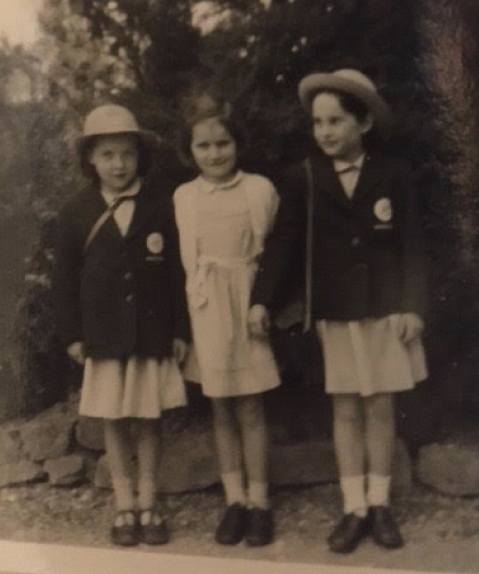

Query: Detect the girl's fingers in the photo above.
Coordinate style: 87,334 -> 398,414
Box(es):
173,339 -> 187,364
399,314 -> 423,343
248,305 -> 270,337
67,342 -> 85,364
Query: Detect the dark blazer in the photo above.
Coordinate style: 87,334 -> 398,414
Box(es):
252,149 -> 427,322
54,181 -> 190,359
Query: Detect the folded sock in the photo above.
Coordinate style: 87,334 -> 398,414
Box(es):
367,474 -> 391,507
247,481 -> 270,510
221,471 -> 246,506
340,475 -> 367,517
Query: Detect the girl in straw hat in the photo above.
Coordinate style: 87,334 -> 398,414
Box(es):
249,70 -> 428,553
54,104 -> 190,546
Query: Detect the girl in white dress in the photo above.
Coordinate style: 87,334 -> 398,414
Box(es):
174,94 -> 280,546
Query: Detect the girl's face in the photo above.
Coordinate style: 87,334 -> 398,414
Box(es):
88,134 -> 139,193
311,92 -> 372,162
190,117 -> 237,183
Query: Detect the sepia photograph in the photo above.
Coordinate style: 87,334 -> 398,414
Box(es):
0,1 -> 478,573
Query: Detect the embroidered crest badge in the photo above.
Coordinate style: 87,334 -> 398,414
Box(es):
374,197 -> 393,222
146,232 -> 164,254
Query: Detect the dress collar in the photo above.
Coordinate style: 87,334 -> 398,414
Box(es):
197,170 -> 244,194
101,178 -> 142,206
333,154 -> 366,174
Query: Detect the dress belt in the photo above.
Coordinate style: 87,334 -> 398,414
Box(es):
187,254 -> 257,310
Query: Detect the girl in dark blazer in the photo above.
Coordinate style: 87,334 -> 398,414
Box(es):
54,105 -> 189,547
249,70 -> 427,553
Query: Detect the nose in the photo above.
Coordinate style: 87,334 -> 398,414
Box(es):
318,124 -> 333,139
209,146 -> 221,160
112,154 -> 125,168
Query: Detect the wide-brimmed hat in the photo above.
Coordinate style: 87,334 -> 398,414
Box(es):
77,104 -> 160,151
298,69 -> 392,134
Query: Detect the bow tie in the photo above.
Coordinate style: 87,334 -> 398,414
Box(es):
335,163 -> 360,174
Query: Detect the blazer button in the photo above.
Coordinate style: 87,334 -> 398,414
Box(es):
351,236 -> 361,247
124,272 -> 133,280
125,294 -> 134,303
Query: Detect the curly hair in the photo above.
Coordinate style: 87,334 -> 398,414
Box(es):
176,91 -> 245,168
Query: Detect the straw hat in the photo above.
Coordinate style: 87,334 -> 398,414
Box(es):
78,104 -> 159,149
298,69 -> 392,134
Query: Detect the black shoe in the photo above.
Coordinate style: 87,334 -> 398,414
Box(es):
369,506 -> 404,549
245,508 -> 274,547
110,510 -> 139,547
327,513 -> 369,554
215,503 -> 248,545
139,509 -> 170,545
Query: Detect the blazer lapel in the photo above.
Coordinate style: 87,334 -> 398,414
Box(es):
125,184 -> 159,240
87,189 -> 123,244
311,153 -> 352,209
350,154 -> 385,204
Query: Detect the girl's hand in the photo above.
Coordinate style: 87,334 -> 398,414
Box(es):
396,313 -> 424,343
248,304 -> 270,337
173,338 -> 188,364
67,341 -> 86,365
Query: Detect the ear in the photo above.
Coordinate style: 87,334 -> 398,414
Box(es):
360,113 -> 374,135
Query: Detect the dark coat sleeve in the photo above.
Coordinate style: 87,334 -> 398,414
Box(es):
251,163 -> 307,311
395,161 -> 428,317
53,203 -> 84,348
164,200 -> 191,343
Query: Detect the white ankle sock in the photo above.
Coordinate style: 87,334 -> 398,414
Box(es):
367,474 -> 391,507
248,481 -> 270,509
340,475 -> 367,517
221,471 -> 246,505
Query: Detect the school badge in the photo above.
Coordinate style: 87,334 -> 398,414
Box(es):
374,197 -> 393,222
146,232 -> 164,254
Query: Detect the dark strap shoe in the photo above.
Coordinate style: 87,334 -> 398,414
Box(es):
369,505 -> 404,549
139,509 -> 170,545
215,503 -> 248,545
245,507 -> 274,547
110,510 -> 139,547
327,513 -> 369,553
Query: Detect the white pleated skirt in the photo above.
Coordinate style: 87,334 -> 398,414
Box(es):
79,356 -> 187,420
316,315 -> 428,397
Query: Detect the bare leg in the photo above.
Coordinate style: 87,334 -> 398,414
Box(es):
104,418 -> 135,511
211,398 -> 245,504
332,394 -> 367,515
236,394 -> 269,508
364,393 -> 403,548
364,393 -> 395,506
333,394 -> 365,477
137,419 -> 161,511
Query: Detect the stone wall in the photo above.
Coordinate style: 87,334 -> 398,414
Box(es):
1,392 -> 478,498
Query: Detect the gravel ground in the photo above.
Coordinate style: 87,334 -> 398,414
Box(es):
0,481 -> 478,572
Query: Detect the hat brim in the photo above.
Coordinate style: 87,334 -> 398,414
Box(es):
298,73 -> 393,136
76,129 -> 161,155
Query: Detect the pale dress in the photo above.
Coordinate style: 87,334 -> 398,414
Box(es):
184,179 -> 280,398
79,182 -> 187,420
316,156 -> 428,397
